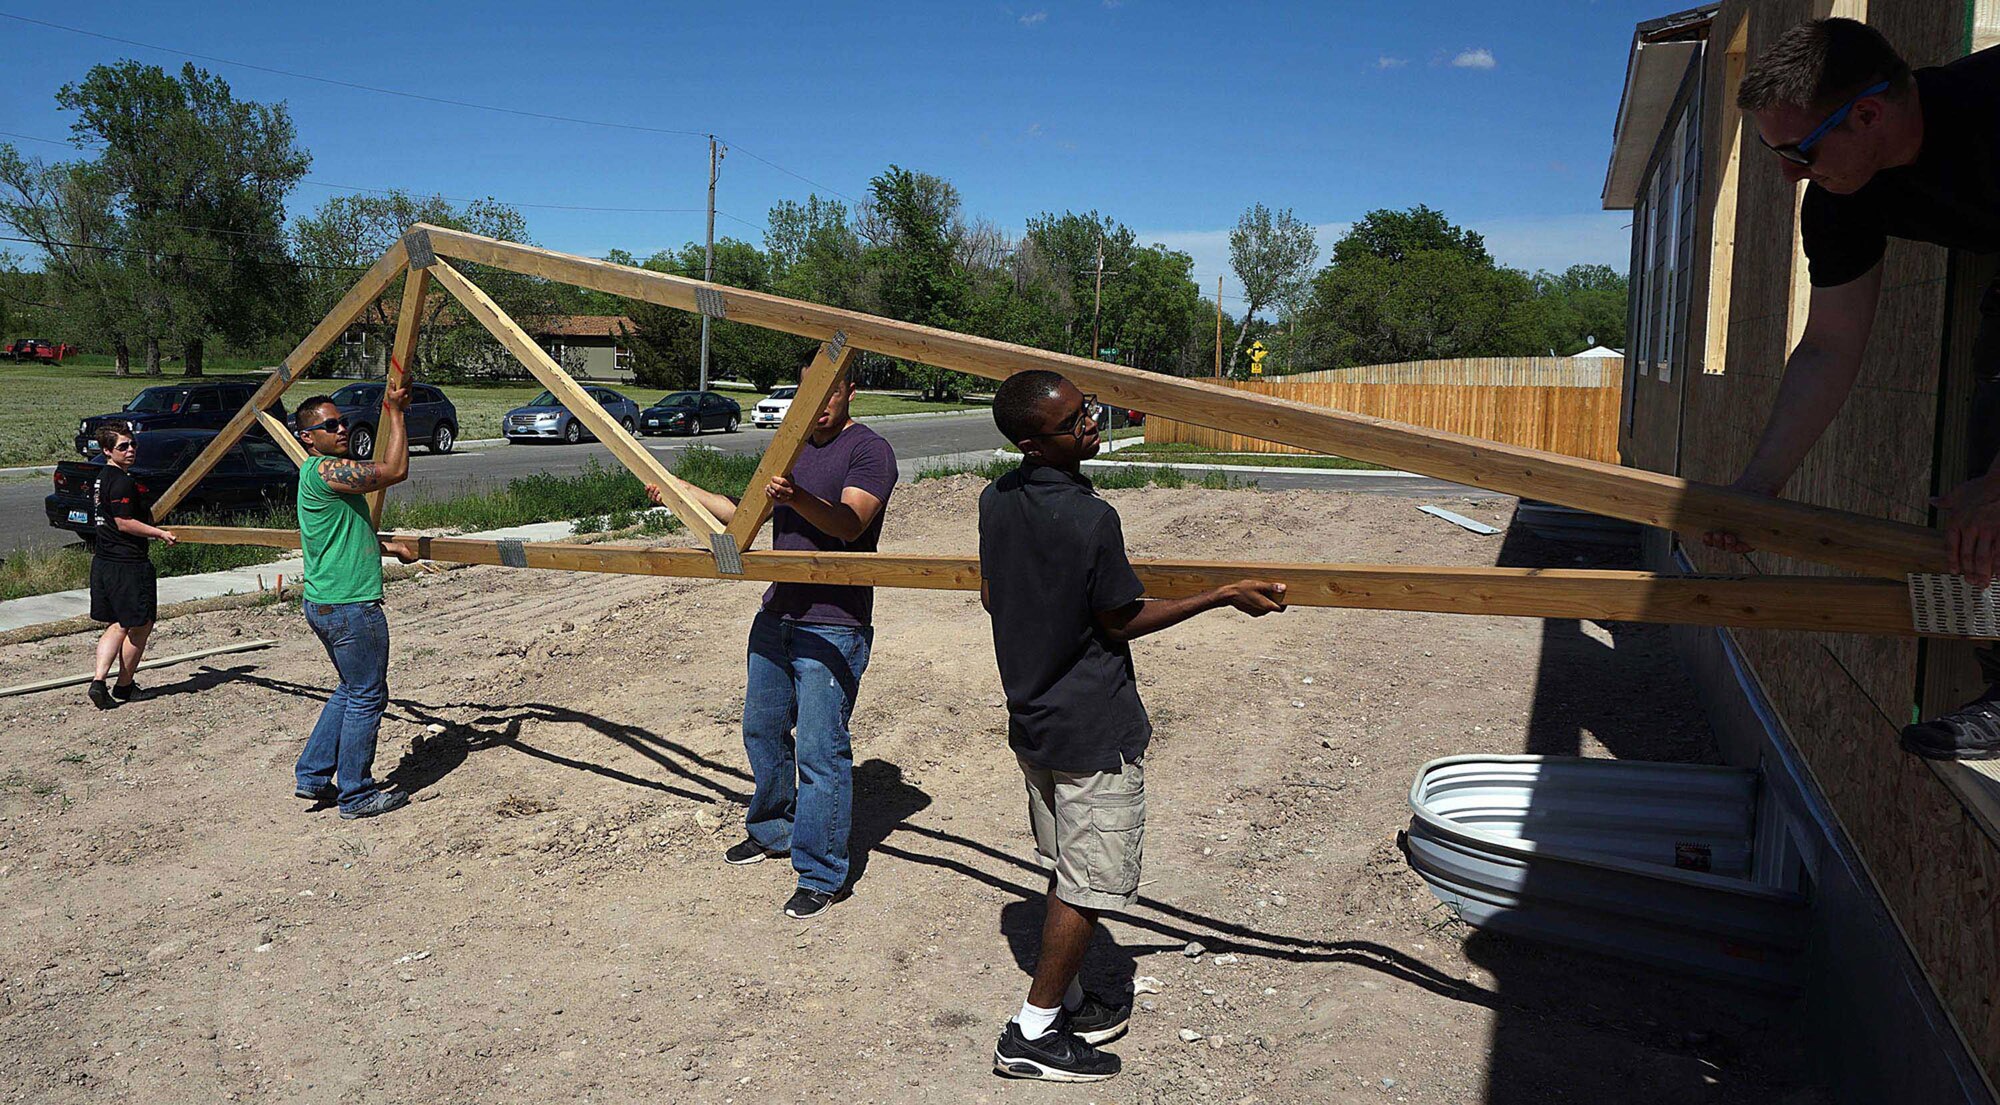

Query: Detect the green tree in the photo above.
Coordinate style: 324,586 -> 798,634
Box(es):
858,166 -> 975,399
0,148 -> 144,371
1330,204 -> 1491,267
1019,211 -> 1137,358
55,60 -> 310,376
292,191 -> 555,380
1226,203 -> 1319,375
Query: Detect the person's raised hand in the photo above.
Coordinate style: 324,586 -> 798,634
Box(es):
764,475 -> 798,504
157,529 -> 178,546
383,378 -> 412,412
1935,474 -> 2000,589
645,484 -> 668,507
1222,580 -> 1287,616
383,539 -> 421,564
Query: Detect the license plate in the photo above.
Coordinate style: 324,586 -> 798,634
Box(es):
68,510 -> 89,524
646,420 -> 658,427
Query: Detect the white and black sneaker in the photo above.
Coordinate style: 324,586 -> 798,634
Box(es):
1057,992 -> 1131,1045
724,837 -> 787,865
783,887 -> 836,919
992,1021 -> 1121,1082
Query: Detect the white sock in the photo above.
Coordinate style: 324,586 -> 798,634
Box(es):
1014,1000 -> 1061,1041
1063,976 -> 1085,1012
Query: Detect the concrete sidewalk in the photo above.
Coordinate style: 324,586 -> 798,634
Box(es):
0,521 -> 576,634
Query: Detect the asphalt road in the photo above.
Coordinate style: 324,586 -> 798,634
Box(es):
2,411 -> 1494,555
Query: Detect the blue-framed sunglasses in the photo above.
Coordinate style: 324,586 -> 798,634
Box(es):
1759,80 -> 1890,166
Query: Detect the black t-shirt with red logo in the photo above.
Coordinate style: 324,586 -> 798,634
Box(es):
93,466 -> 151,563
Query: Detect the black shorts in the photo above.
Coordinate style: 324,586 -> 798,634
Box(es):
90,558 -> 157,629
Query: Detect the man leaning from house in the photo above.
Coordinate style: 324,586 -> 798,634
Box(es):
1703,18 -> 2000,759
978,369 -> 1286,1082
646,373 -> 896,920
292,382 -> 421,819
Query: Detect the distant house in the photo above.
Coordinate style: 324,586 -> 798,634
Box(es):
535,315 -> 634,381
335,313 -> 635,381
1571,344 -> 1624,360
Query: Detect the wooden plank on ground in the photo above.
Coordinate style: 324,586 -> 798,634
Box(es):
723,338 -> 858,553
153,241 -> 411,518
370,267 -> 431,527
165,525 -> 1930,637
415,222 -> 1943,579
0,639 -> 277,699
427,260 -> 722,537
256,411 -> 308,467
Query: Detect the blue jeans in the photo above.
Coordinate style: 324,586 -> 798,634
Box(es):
296,601 -> 390,812
742,611 -> 873,894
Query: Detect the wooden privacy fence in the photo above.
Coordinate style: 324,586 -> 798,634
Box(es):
1275,355 -> 1622,388
1147,377 -> 1623,463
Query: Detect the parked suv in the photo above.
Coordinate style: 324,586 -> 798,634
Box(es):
74,379 -> 288,456
45,430 -> 299,544
503,387 -> 641,444
309,381 -> 459,458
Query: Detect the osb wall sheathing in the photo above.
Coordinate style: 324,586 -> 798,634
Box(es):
1655,0 -> 2000,1080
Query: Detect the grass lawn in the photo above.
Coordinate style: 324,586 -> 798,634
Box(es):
1,361 -> 983,464
1106,441 -> 1388,471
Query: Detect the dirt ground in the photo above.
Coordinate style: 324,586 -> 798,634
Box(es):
0,478 -> 1833,1104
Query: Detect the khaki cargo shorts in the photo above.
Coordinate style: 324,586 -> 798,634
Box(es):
1018,754 -> 1145,912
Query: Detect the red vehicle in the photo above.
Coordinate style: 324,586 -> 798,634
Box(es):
7,338 -> 76,362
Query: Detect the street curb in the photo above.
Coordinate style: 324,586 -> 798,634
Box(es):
0,464 -> 57,477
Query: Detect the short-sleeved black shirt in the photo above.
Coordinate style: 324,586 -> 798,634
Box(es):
978,462 -> 1151,773
1801,47 -> 2000,287
92,465 -> 150,563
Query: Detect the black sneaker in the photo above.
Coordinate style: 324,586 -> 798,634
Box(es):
783,887 -> 835,919
338,788 -> 410,820
724,837 -> 787,865
295,783 -> 338,803
1057,992 -> 1131,1045
110,681 -> 143,702
1901,689 -> 2000,760
992,1021 -> 1120,1082
87,680 -> 116,710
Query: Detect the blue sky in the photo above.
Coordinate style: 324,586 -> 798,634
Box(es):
0,1 -> 1663,309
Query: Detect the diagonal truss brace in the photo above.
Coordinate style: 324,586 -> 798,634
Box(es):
153,240 -> 412,519
719,332 -> 858,566
427,259 -> 723,536
368,267 -> 431,527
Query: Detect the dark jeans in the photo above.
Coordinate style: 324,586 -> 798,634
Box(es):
296,601 -> 390,811
741,610 -> 873,894
1969,280 -> 2000,684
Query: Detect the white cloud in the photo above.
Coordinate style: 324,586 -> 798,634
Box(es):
1019,10 -> 1047,26
1025,122 -> 1044,139
1376,55 -> 1409,70
1450,48 -> 1497,69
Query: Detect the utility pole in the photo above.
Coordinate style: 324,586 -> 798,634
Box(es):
1091,235 -> 1105,360
1214,275 -> 1223,378
699,136 -> 724,391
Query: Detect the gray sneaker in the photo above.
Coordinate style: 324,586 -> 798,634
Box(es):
339,788 -> 410,820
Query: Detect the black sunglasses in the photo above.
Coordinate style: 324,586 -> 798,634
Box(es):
299,416 -> 348,434
1019,394 -> 1099,443
1759,80 -> 1890,166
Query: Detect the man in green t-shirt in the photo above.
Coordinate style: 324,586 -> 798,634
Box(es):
291,380 -> 421,819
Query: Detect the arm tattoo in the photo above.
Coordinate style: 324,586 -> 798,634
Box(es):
319,458 -> 381,493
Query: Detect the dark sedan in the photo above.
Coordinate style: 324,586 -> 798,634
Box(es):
639,391 -> 741,435
45,430 -> 299,544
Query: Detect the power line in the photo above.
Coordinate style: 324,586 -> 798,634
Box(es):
2,128 -> 771,237
0,12 -> 857,203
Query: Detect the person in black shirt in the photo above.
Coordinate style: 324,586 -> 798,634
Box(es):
979,369 -> 1286,1082
87,427 -> 177,709
1701,19 -> 2000,759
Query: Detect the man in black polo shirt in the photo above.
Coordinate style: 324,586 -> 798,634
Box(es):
979,369 -> 1286,1082
1700,19 -> 2000,759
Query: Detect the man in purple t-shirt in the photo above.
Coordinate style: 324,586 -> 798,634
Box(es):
649,375 -> 897,919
